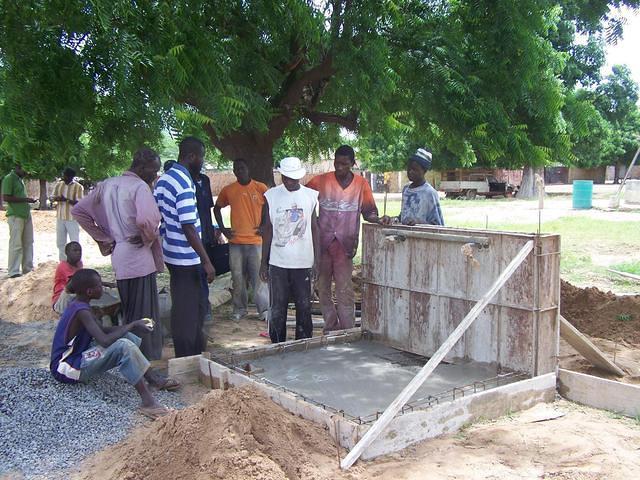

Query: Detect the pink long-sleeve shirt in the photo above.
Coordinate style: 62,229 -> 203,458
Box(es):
72,172 -> 164,280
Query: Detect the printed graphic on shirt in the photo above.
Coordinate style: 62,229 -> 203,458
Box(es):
319,198 -> 359,212
273,204 -> 307,247
403,190 -> 425,221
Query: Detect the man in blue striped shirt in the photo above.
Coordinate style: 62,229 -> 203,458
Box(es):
154,137 -> 216,357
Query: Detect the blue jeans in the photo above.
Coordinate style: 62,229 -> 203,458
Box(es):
79,333 -> 150,385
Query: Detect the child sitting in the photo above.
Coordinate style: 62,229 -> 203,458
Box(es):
50,268 -> 170,419
52,242 -> 83,314
398,148 -> 444,226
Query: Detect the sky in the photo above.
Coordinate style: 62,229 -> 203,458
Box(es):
603,7 -> 640,88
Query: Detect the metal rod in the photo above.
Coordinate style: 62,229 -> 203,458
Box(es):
380,228 -> 491,246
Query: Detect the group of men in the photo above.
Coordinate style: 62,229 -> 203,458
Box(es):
4,138 -> 443,417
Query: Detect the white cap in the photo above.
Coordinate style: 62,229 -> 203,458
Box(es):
277,156 -> 306,180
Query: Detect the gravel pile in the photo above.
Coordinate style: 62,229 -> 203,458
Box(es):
0,367 -> 184,479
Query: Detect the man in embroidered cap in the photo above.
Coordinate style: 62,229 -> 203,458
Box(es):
397,148 -> 444,226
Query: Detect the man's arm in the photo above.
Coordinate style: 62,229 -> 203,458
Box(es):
2,195 -> 36,203
310,209 -> 320,280
259,201 -> 272,282
77,310 -> 150,348
72,192 -> 115,255
183,223 -> 216,283
213,205 -> 232,239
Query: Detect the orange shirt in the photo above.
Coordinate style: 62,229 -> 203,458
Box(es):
306,172 -> 378,256
215,180 -> 268,245
52,260 -> 83,306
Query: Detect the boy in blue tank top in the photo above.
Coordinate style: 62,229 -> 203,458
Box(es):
50,269 -> 170,419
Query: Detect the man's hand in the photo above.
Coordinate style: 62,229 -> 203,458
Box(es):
311,262 -> 319,282
203,261 -> 216,283
102,281 -> 116,288
255,226 -> 262,236
405,218 -> 417,226
27,197 -> 37,204
127,235 -> 144,248
130,319 -> 153,333
98,240 -> 115,256
379,215 -> 392,225
259,263 -> 269,282
221,227 -> 234,240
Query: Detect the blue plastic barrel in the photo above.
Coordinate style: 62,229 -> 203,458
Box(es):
572,180 -> 593,209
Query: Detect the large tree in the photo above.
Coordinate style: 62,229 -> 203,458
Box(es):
1,0 -> 639,187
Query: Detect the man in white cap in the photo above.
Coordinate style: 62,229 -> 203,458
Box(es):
260,157 -> 320,343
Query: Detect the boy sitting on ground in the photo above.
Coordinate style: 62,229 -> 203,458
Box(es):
396,148 -> 444,226
50,268 -> 171,419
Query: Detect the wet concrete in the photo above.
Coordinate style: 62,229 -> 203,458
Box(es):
245,340 -> 512,419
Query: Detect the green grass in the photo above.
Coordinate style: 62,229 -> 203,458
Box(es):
611,261 -> 640,276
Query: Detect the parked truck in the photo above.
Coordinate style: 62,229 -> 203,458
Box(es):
439,170 -> 517,199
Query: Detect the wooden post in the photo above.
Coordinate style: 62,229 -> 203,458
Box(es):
340,240 -> 534,469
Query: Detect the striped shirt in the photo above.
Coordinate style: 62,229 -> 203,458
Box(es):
52,180 -> 84,221
154,163 -> 201,266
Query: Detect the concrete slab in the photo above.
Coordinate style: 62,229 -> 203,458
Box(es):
242,340 -> 520,419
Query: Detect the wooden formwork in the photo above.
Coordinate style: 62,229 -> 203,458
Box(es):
360,224 -> 561,376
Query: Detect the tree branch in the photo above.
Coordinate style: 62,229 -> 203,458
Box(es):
302,109 -> 359,131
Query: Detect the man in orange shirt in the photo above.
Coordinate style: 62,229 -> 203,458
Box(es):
306,145 -> 388,332
214,159 -> 269,321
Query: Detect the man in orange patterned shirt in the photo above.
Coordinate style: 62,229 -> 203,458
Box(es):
306,145 -> 388,332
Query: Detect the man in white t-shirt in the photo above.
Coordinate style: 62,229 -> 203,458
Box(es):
260,157 -> 319,343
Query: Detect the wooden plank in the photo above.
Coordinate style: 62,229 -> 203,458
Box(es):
607,268 -> 640,282
340,240 -> 534,469
558,369 -> 640,417
559,315 -> 625,376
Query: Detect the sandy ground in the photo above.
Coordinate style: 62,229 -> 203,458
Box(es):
2,191 -> 640,479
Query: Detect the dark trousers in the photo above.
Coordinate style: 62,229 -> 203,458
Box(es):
117,272 -> 163,360
268,265 -> 312,343
167,263 -> 206,357
200,267 -> 210,319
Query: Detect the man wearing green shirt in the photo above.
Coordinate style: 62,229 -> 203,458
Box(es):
2,165 -> 36,278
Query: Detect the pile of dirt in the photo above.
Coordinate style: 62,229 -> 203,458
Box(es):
0,262 -> 58,323
76,386 -> 353,480
561,280 -> 640,345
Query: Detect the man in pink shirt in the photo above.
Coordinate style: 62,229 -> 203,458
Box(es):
72,148 -> 177,390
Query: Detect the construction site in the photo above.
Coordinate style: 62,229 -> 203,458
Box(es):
0,186 -> 639,480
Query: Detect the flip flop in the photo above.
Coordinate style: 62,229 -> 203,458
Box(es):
258,331 -> 269,338
138,405 -> 170,420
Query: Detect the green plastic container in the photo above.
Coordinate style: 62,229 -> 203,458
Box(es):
572,180 -> 593,209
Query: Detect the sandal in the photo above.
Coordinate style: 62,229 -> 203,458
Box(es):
138,405 -> 170,420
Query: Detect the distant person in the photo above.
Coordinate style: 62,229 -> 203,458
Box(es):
307,145 -> 387,332
50,269 -> 171,420
194,168 -> 215,323
2,164 -> 36,278
397,148 -> 444,226
51,167 -> 84,261
72,148 -> 178,390
214,159 -> 269,321
51,241 -> 114,314
154,137 -> 215,358
260,157 -> 319,343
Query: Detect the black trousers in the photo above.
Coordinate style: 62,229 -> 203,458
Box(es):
268,265 -> 312,343
167,263 -> 206,357
117,272 -> 163,360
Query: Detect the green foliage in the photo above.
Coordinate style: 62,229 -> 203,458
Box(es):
1,0 -> 639,182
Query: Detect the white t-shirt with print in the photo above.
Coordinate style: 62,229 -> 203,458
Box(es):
264,184 -> 318,269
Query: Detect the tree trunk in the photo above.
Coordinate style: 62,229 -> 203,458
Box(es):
613,162 -> 621,184
38,178 -> 50,210
516,165 -> 544,199
211,132 -> 276,186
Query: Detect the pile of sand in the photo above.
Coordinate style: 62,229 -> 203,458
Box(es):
76,386 -> 352,480
0,262 -> 58,323
561,280 -> 640,345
